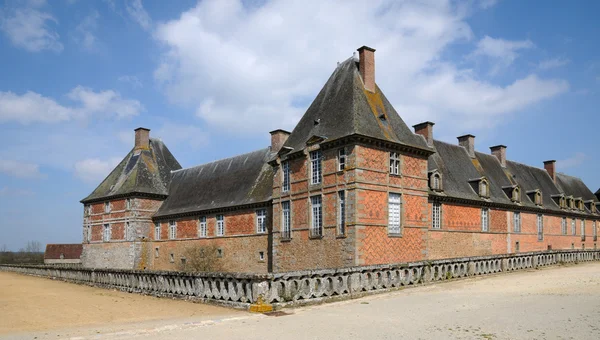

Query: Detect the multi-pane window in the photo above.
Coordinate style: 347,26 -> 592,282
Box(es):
338,191 -> 346,235
480,181 -> 488,197
388,193 -> 401,234
593,221 -> 597,240
256,209 -> 267,234
282,161 -> 290,192
154,222 -> 161,240
537,214 -> 544,240
169,220 -> 177,239
432,174 -> 441,191
572,218 -> 576,235
432,202 -> 441,229
513,212 -> 521,233
199,216 -> 207,237
481,208 -> 489,232
389,152 -> 400,175
338,148 -> 346,171
581,219 -> 585,240
216,215 -> 224,236
561,217 -> 567,235
104,202 -> 110,213
85,205 -> 91,216
126,198 -> 131,210
310,151 -> 322,185
281,201 -> 291,239
103,223 -> 111,242
310,195 -> 323,237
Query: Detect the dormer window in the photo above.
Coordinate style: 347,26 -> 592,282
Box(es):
429,170 -> 442,192
480,180 -> 489,197
576,198 -> 584,211
552,194 -> 566,209
468,177 -> 490,198
511,187 -> 520,203
560,196 -> 566,208
585,200 -> 596,213
567,196 -> 575,209
526,190 -> 542,206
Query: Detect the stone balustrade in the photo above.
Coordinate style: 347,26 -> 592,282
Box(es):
2,249 -> 599,309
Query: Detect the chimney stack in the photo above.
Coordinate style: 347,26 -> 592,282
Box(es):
134,127 -> 150,150
270,129 -> 291,153
490,145 -> 507,167
357,46 -> 376,92
458,134 -> 476,158
413,121 -> 435,146
544,160 -> 556,182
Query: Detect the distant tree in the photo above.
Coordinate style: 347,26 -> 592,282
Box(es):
0,244 -> 7,252
24,241 -> 42,253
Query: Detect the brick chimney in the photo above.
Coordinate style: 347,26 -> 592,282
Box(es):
134,127 -> 150,150
544,160 -> 556,182
270,129 -> 291,153
490,145 -> 507,167
413,121 -> 434,146
357,46 -> 376,92
458,134 -> 475,158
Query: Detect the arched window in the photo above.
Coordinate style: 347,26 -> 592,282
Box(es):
480,180 -> 489,197
535,191 -> 542,206
429,171 -> 443,192
512,187 -> 520,202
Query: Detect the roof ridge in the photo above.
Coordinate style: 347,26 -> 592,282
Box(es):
172,147 -> 269,173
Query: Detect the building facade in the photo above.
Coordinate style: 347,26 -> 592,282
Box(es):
81,46 -> 600,273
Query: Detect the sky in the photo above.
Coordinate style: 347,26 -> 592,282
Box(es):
0,0 -> 599,251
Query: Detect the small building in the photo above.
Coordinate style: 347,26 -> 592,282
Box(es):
44,244 -> 83,265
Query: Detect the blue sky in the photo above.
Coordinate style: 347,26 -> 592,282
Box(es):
0,0 -> 598,251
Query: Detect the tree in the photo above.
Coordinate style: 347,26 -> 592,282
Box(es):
24,241 -> 42,253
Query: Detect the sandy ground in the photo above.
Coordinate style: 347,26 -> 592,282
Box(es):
2,263 -> 600,339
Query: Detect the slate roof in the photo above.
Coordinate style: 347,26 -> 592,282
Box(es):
154,147 -> 275,218
283,57 -> 432,154
555,173 -> 598,202
44,244 -> 82,260
81,139 -> 181,203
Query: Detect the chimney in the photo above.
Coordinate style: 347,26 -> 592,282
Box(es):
490,145 -> 507,167
413,121 -> 434,146
357,46 -> 376,92
134,127 -> 150,150
270,129 -> 291,153
457,134 -> 475,158
544,160 -> 556,182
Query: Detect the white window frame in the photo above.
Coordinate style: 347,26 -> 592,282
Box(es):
581,219 -> 585,239
125,221 -> 130,240
216,215 -> 225,236
126,198 -> 131,210
389,152 -> 400,175
561,217 -> 567,235
310,150 -> 322,185
256,209 -> 267,234
104,202 -> 110,213
593,221 -> 597,239
481,208 -> 489,232
388,193 -> 402,234
154,222 -> 161,240
282,161 -> 290,192
480,181 -> 488,197
310,195 -> 323,237
537,214 -> 544,240
169,220 -> 177,240
338,191 -> 346,235
199,216 -> 207,237
572,218 -> 576,235
513,212 -> 521,233
86,225 -> 91,242
103,223 -> 111,242
432,202 -> 441,229
432,174 -> 441,191
338,148 -> 346,171
281,201 -> 291,239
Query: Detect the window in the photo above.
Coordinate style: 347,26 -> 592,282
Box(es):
170,253 -> 174,263
389,152 -> 400,175
572,218 -> 576,235
431,173 -> 441,191
126,198 -> 131,210
86,225 -> 91,242
169,220 -> 176,239
154,222 -> 161,240
281,201 -> 291,239
481,208 -> 489,232
535,192 -> 542,205
388,193 -> 402,234
581,219 -> 585,241
259,251 -> 265,261
256,209 -> 267,233
125,221 -> 130,240
199,216 -> 207,237
594,221 -> 597,241
338,191 -> 346,235
216,215 -> 225,236
512,188 -> 520,202
103,223 -> 111,242
515,241 -> 520,253
155,247 -> 159,258
338,148 -> 346,171
432,202 -> 441,229
310,196 -> 323,237
282,161 -> 290,192
537,214 -> 544,241
104,202 -> 110,213
310,150 -> 322,184
217,248 -> 223,258
561,218 -> 567,235
84,205 -> 91,216
181,258 -> 187,266
513,212 -> 521,233
480,181 -> 488,197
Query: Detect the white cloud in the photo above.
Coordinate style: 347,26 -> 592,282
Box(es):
73,10 -> 99,51
478,0 -> 499,9
74,157 -> 121,183
471,35 -> 534,73
0,87 -> 144,124
0,187 -> 34,196
0,0 -> 63,52
538,57 -> 569,70
153,0 -> 566,136
0,160 -> 44,179
126,0 -> 151,30
557,152 -> 586,170
118,75 -> 143,89
156,122 -> 210,149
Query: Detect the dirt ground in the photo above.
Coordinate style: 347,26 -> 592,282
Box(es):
0,272 -> 240,336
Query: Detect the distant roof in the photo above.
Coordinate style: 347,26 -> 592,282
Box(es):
555,173 -> 598,201
81,139 -> 181,203
44,244 -> 82,260
282,57 -> 432,154
154,147 -> 275,218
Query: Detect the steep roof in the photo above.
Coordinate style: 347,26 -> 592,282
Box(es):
44,244 -> 82,260
505,160 -> 562,209
154,147 -> 275,218
555,173 -> 598,201
81,139 -> 181,203
283,57 -> 432,154
429,140 -> 482,201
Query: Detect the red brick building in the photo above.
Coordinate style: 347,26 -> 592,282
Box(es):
81,46 -> 600,273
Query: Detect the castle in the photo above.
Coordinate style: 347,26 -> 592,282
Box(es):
81,46 -> 599,273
